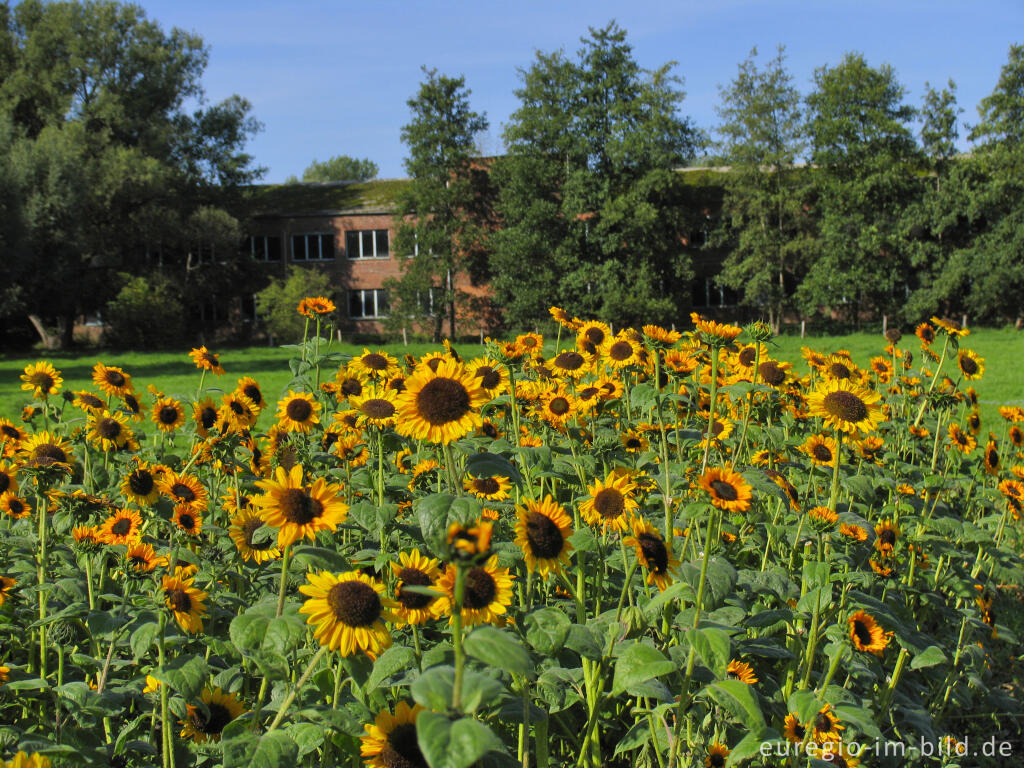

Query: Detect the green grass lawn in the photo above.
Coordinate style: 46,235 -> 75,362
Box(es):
1,328 -> 1021,426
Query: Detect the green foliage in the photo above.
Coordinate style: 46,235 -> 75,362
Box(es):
102,272 -> 185,348
254,266 -> 336,343
294,155 -> 378,182
490,22 -> 700,329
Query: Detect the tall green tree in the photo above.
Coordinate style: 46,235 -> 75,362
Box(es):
0,0 -> 262,347
389,67 -> 489,341
799,52 -> 923,324
713,46 -> 812,332
491,22 -> 700,329
286,155 -> 378,183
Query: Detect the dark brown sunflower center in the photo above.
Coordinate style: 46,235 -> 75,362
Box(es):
987,447 -> 999,467
593,488 -> 625,519
381,722 -> 427,768
129,554 -> 149,568
709,754 -> 725,768
521,337 -> 539,349
554,351 -> 585,371
129,471 -> 154,496
8,498 -> 24,515
815,713 -> 834,732
200,407 -> 217,429
1,425 -> 20,439
279,488 -> 323,525
608,341 -> 633,361
98,418 -> 121,439
584,327 -> 605,346
242,518 -> 274,550
426,358 -> 444,372
202,352 -> 219,367
416,378 -> 471,425
792,722 -> 806,739
81,394 -> 104,408
124,394 -> 140,413
960,355 -> 978,375
397,568 -> 434,610
171,483 -> 196,503
286,398 -> 313,422
362,399 -> 395,419
969,415 -> 980,430
578,387 -> 599,401
707,420 -> 725,437
812,443 -> 833,462
879,529 -> 896,546
229,400 -> 245,415
159,405 -> 180,425
526,512 -> 564,559
828,362 -> 851,379
341,378 -> 363,397
759,361 -> 786,386
473,477 -> 500,495
473,366 -> 501,390
190,702 -> 233,735
637,533 -> 669,573
549,397 -> 570,416
168,589 -> 191,612
33,444 -> 67,465
625,437 -> 642,449
823,391 -> 868,423
710,480 -> 738,501
363,353 -> 389,371
32,373 -> 55,390
178,513 -> 196,530
105,370 -> 126,387
0,473 -> 9,493
738,347 -> 757,367
326,580 -> 381,626
463,567 -> 497,609
111,518 -> 132,536
481,422 -> 499,438
852,620 -> 873,646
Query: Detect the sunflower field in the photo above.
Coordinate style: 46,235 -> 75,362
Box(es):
1,306 -> 1023,768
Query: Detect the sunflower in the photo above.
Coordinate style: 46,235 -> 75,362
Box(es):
72,390 -> 106,415
121,391 -> 144,421
125,543 -> 168,573
915,322 -> 936,345
19,432 -> 74,470
580,473 -> 639,533
219,391 -> 259,432
704,743 -> 730,768
0,575 -> 14,607
808,506 -> 839,528
811,703 -> 844,744
255,464 -> 348,547
438,555 -> 514,627
642,324 -> 682,346
463,474 -> 512,501
1,753 -> 51,768
72,525 -> 101,550
806,378 -> 884,434
855,435 -> 885,463
0,462 -> 17,496
173,506 -> 203,537
624,517 -> 679,591
192,397 -> 220,438
549,349 -> 594,379
0,492 -> 30,519
1010,425 -> 1024,448
159,471 -> 208,512
228,508 -> 281,563
620,428 -> 648,453
87,410 -> 132,452
946,424 -> 976,454
874,520 -> 899,554
349,385 -> 399,428
20,362 -> 62,399
984,439 -> 1001,475
297,296 -> 337,317
390,550 -> 447,625
848,610 -> 890,656
299,570 -> 396,658
757,359 -> 791,387
0,419 -> 26,452
663,349 -> 699,375
162,573 -> 208,633
966,409 -> 982,436
537,387 -> 577,427
691,313 -> 743,346
783,712 -> 808,744
803,434 -> 838,467
91,363 -> 132,397
822,354 -> 857,381
932,315 -> 969,337
699,466 -> 752,512
99,508 -> 143,546
576,321 -> 611,349
514,496 -> 573,577
360,701 -> 429,768
119,461 -> 163,506
189,346 -> 224,375
151,397 -> 185,433
395,358 -> 489,445
350,348 -> 401,380
275,390 -> 321,433
179,687 -> 246,743
446,519 -> 493,561
514,332 -> 544,356
954,349 -> 985,381
820,742 -> 861,768
602,334 -> 643,369
726,659 -> 758,684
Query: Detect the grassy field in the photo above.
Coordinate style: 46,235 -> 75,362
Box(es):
1,327 -> 1021,426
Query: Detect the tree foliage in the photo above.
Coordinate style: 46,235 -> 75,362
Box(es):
389,67 -> 489,341
255,266 -> 336,343
490,22 -> 701,330
294,155 -> 378,183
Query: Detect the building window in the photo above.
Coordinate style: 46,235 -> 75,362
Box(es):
349,289 -> 389,319
292,233 -> 335,261
249,235 -> 282,261
346,229 -> 390,259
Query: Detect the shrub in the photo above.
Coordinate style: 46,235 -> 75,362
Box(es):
103,272 -> 185,348
255,266 -> 336,343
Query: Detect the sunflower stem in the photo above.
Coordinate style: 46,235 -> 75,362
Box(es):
157,612 -> 171,768
276,545 -> 292,618
827,431 -> 843,513
37,490 -> 48,679
451,563 -> 467,712
267,645 -> 329,732
913,334 -> 949,428
735,343 -> 761,463
699,347 -> 721,476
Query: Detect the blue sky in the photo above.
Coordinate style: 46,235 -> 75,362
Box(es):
135,0 -> 1023,182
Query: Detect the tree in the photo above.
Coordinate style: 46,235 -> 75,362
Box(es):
389,67 -> 488,341
255,266 -> 336,343
713,46 -> 813,332
799,52 -> 923,324
290,155 -> 378,183
490,22 -> 701,329
0,0 -> 263,347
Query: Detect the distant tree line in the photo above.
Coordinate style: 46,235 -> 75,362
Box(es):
392,26 -> 1024,336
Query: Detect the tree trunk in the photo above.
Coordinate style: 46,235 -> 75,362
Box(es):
28,315 -> 58,350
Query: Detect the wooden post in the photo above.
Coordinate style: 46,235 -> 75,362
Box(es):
402,327 -> 408,346
800,320 -> 806,339
962,314 -> 968,330
882,315 -> 888,334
